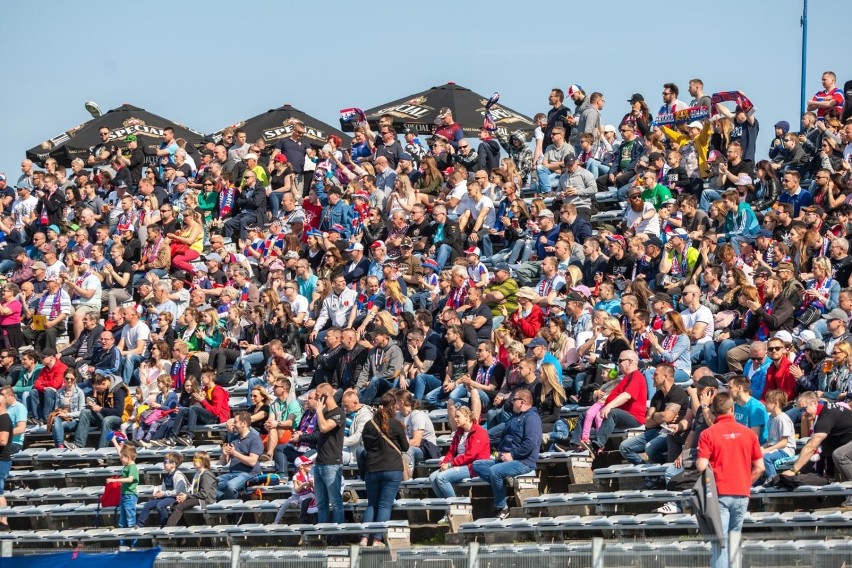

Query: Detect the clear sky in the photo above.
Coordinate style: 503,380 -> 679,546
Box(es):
1,0 -> 849,180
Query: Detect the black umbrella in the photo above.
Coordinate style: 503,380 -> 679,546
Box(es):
209,104 -> 351,149
340,82 -> 535,137
25,104 -> 206,167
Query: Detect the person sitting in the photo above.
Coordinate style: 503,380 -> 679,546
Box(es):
164,451 -> 217,527
217,410 -> 264,500
58,312 -> 103,372
169,367 -> 230,447
27,348 -> 67,426
137,452 -> 189,528
73,373 -> 133,449
48,370 -> 85,449
472,388 -> 542,519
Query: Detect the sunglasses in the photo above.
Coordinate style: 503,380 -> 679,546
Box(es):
768,346 -> 784,352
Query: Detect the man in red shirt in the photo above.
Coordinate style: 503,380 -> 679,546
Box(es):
763,336 -> 797,402
807,71 -> 845,119
697,392 -> 764,568
569,350 -> 647,454
170,367 -> 230,446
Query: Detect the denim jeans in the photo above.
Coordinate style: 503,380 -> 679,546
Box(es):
585,158 -> 611,179
268,191 -> 286,219
359,377 -> 398,404
314,463 -> 344,524
700,189 -> 722,212
74,410 -> 121,448
429,465 -> 470,499
363,469 -> 403,540
535,166 -> 560,194
712,496 -> 748,568
137,496 -> 176,527
435,244 -> 455,271
122,353 -> 144,385
704,339 -> 747,374
690,343 -> 706,366
217,471 -> 253,500
425,385 -> 448,408
448,384 -> 491,411
118,493 -> 138,528
51,416 -> 78,447
619,428 -> 665,465
762,449 -> 791,479
236,351 -> 266,381
570,407 -> 640,449
412,374 -> 442,402
490,239 -> 532,264
26,388 -> 57,422
472,459 -> 532,510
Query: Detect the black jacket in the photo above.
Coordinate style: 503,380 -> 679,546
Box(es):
433,219 -> 464,258
335,344 -> 368,391
35,189 -> 65,227
61,324 -> 104,362
235,184 -> 267,225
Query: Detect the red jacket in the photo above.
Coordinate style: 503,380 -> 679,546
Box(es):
509,304 -> 545,339
763,357 -> 797,402
442,422 -> 492,475
201,385 -> 231,423
34,360 -> 68,392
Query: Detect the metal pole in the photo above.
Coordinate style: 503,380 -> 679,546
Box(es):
591,537 -> 604,568
230,544 -> 241,568
467,541 -> 479,568
800,0 -> 809,116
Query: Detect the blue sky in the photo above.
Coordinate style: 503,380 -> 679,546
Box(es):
1,0 -> 849,180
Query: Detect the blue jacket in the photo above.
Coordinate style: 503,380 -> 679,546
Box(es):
320,200 -> 355,238
498,407 -> 542,468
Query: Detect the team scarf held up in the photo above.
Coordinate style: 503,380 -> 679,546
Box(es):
710,91 -> 754,113
340,107 -> 367,127
483,92 -> 500,131
653,105 -> 710,127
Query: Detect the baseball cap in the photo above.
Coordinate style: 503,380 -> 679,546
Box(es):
0,174 -> 5,182
420,259 -> 439,272
41,347 -> 58,357
204,253 -> 223,263
403,126 -> 418,135
565,291 -> 586,303
330,223 -> 347,234
173,177 -> 188,185
163,163 -> 177,170
806,338 -> 826,351
345,242 -> 364,252
243,153 -> 258,161
464,246 -> 481,257
823,308 -> 850,323
537,209 -> 554,218
627,93 -> 644,104
606,234 -> 626,247
11,247 -> 25,257
124,135 -> 137,142
400,237 -> 414,248
603,125 -> 617,134
754,267 -> 772,278
645,236 -> 664,249
494,262 -> 511,273
370,240 -> 386,249
774,330 -> 794,344
528,337 -> 548,349
437,107 -> 451,118
31,261 -> 46,271
399,152 -> 413,162
756,229 -> 773,238
686,121 -> 703,129
563,155 -> 578,167
776,262 -> 794,272
274,153 -> 288,163
117,223 -> 135,233
735,174 -> 753,186
294,455 -> 315,468
567,85 -> 583,97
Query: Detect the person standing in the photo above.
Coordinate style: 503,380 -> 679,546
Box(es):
359,392 -> 408,547
696,392 -> 764,568
0,392 -> 13,530
293,383 -> 345,529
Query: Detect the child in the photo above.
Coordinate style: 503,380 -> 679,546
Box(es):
464,247 -> 489,289
122,387 -> 147,439
761,390 -> 796,481
577,373 -> 622,455
664,150 -> 689,194
108,445 -> 139,531
414,259 -> 441,310
273,454 -> 317,524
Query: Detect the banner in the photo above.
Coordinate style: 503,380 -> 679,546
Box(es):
0,547 -> 160,568
653,105 -> 710,127
339,107 -> 366,124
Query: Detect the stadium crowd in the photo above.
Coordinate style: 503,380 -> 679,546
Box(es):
0,74 -> 851,555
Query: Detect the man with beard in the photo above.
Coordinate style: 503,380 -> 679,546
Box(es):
132,225 -> 170,286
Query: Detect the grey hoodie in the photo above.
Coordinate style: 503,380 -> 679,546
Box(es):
343,403 -> 374,452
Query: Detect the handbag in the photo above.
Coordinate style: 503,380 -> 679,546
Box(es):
797,306 -> 822,327
370,419 -> 411,481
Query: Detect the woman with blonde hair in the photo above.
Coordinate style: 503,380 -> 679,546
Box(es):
382,280 -> 413,317
802,255 -> 840,314
537,362 -> 567,430
417,155 -> 444,197
385,175 -> 417,214
167,208 -> 203,274
193,308 -> 224,365
565,265 -> 583,288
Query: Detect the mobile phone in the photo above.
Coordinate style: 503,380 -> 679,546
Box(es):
319,394 -> 328,404
86,397 -> 96,405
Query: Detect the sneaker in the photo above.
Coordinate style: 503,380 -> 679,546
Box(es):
579,440 -> 597,456
436,515 -> 450,526
496,506 -> 511,520
843,496 -> 852,508
654,502 -> 682,515
540,433 -> 550,446
260,453 -> 272,463
57,444 -> 65,450
177,435 -> 193,447
65,442 -> 77,450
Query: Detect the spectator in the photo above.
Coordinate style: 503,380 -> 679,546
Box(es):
0,387 -> 25,455
359,392 -> 408,547
28,348 -> 66,425
170,367 -> 230,447
293,383 -> 345,530
430,405 -> 490,511
74,373 -> 132,449
137,452 -> 188,528
760,390 -> 797,481
217,410 -> 263,500
472,388 -> 541,519
106,445 -> 139,533
396,390 -> 439,470
696,392 -> 763,568
727,375 -> 769,444
264,378 -> 303,473
340,389 -> 372,466
0,392 -> 13,530
22,274 -> 71,351
164,451 -> 217,527
356,326 -> 404,405
48,369 -> 84,448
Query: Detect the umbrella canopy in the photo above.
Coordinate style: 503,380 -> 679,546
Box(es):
209,104 -> 351,149
25,104 -> 205,167
341,82 -> 535,137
